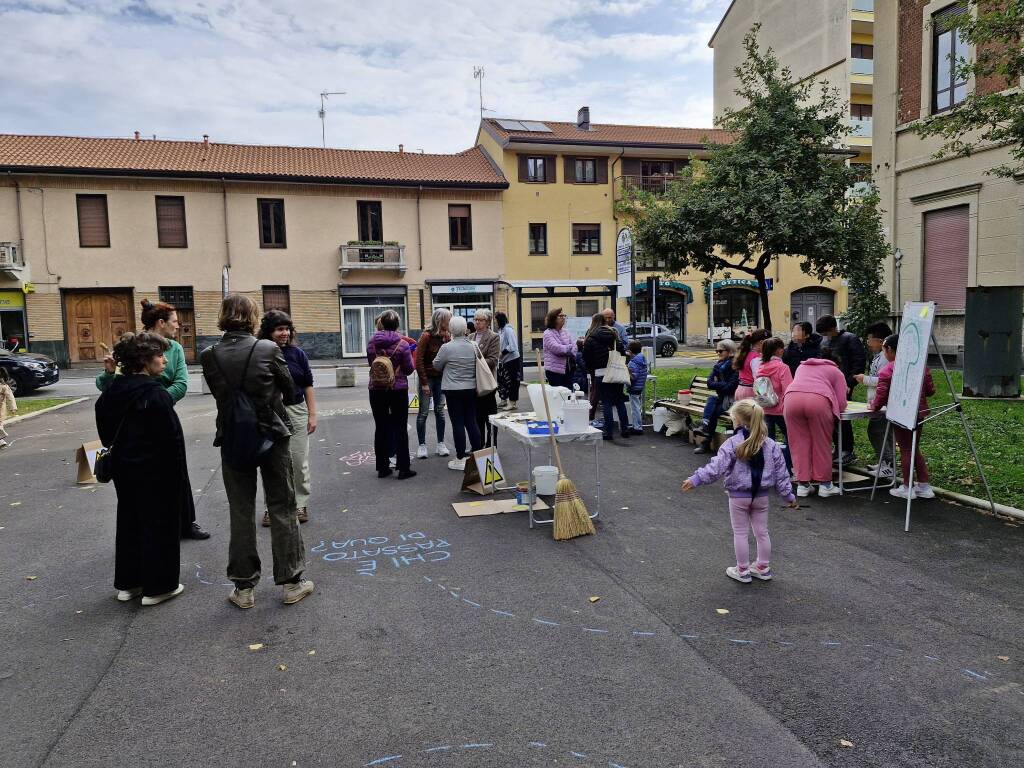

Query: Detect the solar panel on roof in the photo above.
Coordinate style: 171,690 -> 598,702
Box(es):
497,119 -> 528,131
519,121 -> 552,132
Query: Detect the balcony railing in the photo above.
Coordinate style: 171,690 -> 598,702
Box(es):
850,57 -> 874,76
339,243 -> 406,275
852,0 -> 874,12
849,118 -> 873,137
616,174 -> 688,197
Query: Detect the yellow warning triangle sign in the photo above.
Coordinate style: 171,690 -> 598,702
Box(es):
483,459 -> 504,485
408,393 -> 420,409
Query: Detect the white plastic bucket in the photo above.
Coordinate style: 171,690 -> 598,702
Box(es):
561,400 -> 590,433
652,406 -> 669,432
533,465 -> 559,495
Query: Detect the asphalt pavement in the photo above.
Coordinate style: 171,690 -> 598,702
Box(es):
1,386 -> 1022,767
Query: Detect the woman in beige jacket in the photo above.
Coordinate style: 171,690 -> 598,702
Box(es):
0,368 -> 16,448
471,309 -> 500,447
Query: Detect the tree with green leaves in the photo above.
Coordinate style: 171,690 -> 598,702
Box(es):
618,27 -> 890,334
913,1 -> 1024,177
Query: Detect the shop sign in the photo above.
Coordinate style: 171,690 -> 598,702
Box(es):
432,284 -> 493,295
0,290 -> 26,309
703,278 -> 769,294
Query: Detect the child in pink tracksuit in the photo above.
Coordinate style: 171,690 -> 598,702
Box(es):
783,353 -> 848,498
869,333 -> 936,499
683,399 -> 798,583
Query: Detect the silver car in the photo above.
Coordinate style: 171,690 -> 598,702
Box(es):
630,323 -> 679,358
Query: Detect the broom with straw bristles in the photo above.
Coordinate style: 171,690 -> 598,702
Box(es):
535,351 -> 595,540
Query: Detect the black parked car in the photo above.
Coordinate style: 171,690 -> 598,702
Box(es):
0,349 -> 60,395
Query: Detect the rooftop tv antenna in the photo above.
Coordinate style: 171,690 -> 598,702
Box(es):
318,90 -> 346,148
473,67 -> 485,117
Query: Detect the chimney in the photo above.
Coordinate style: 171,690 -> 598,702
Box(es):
133,131 -> 140,141
202,134 -> 209,146
577,106 -> 590,131
398,144 -> 404,153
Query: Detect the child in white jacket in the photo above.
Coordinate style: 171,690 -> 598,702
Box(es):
854,322 -> 894,478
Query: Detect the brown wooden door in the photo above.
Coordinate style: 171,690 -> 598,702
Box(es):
64,291 -> 135,362
175,308 -> 197,363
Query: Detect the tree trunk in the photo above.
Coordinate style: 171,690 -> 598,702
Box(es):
755,267 -> 772,332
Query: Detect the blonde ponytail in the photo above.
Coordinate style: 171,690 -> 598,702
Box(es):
730,399 -> 767,461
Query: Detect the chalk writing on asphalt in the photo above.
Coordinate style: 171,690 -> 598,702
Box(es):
338,451 -> 375,466
311,531 -> 450,576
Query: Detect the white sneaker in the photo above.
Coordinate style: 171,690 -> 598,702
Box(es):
388,455 -> 397,469
890,484 -> 915,499
502,401 -> 517,411
141,584 -> 184,606
497,400 -> 507,409
796,484 -> 815,498
872,463 -> 894,479
116,587 -> 143,602
726,566 -> 752,583
0,439 -> 8,449
447,458 -> 466,471
416,444 -> 428,460
817,483 -> 842,498
914,483 -> 935,499
436,442 -> 450,457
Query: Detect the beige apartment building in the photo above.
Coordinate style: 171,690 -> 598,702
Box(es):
873,1 -> 1023,354
710,0 -> 875,167
0,135 -> 507,364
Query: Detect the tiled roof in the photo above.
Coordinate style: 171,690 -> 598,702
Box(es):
483,119 -> 732,148
0,134 -> 508,188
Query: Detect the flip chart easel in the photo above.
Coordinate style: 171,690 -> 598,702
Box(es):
871,301 -> 995,531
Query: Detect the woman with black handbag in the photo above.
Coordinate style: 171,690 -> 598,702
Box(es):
95,332 -> 186,606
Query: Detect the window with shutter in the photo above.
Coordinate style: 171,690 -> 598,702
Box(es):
923,205 -> 969,311
258,199 -> 286,248
262,285 -> 291,315
448,204 -> 472,249
77,194 -> 110,248
526,157 -> 546,183
155,196 -> 187,248
357,201 -> 383,242
574,158 -> 597,183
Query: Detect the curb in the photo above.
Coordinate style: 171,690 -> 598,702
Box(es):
844,467 -> 1023,522
5,396 -> 90,425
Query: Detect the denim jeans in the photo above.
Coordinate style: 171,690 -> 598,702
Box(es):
702,394 -> 723,425
416,375 -> 446,446
629,392 -> 643,429
444,388 -> 482,459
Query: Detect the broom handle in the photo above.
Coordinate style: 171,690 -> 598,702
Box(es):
535,350 -> 566,476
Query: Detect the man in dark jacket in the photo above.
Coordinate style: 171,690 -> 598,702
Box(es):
201,294 -> 313,610
782,321 -> 822,375
816,314 -> 867,464
583,324 -> 630,440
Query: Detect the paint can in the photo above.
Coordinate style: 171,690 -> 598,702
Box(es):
515,481 -> 530,509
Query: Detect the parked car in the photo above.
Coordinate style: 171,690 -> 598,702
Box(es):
630,323 -> 679,357
0,349 -> 60,395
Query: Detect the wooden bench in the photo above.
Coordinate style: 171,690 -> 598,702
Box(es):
654,375 -> 733,437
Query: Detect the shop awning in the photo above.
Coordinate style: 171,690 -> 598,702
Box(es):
703,278 -> 761,295
633,280 -> 694,303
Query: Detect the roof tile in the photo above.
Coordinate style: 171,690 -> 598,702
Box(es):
0,134 -> 508,187
484,119 -> 733,147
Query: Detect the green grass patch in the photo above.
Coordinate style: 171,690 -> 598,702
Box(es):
649,367 -> 1024,510
11,397 -> 77,418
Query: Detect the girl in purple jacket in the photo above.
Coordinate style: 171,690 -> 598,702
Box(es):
682,399 -> 798,583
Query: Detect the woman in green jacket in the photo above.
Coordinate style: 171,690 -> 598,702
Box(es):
96,299 -> 209,540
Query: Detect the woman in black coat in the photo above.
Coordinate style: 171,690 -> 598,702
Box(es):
95,332 -> 187,606
583,318 -> 630,441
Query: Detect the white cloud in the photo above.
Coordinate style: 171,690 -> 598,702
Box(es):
0,0 -> 729,152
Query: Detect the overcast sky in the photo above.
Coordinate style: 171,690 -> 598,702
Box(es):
1,0 -> 730,153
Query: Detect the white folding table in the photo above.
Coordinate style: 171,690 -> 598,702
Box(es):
836,401 -> 895,494
488,414 -> 603,528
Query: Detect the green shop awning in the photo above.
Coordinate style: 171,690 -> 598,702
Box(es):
633,280 -> 694,303
703,278 -> 759,295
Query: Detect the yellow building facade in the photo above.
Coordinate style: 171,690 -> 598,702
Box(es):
477,111 -> 848,349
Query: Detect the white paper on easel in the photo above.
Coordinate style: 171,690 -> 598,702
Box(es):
887,301 -> 935,430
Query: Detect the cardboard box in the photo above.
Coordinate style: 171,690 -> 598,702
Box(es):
461,448 -> 506,495
75,440 -> 103,484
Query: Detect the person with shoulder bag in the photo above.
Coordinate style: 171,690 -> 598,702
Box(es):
583,315 -> 630,441
95,332 -> 186,606
431,315 -> 482,471
200,294 -> 313,610
471,309 -> 500,446
366,310 -> 417,480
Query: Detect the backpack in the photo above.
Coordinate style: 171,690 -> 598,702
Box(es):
369,342 -> 400,389
753,374 -> 778,408
209,341 -> 274,471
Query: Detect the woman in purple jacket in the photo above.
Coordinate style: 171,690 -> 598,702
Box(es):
366,310 -> 416,479
541,308 -> 575,388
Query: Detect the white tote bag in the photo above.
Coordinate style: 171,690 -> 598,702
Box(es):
474,343 -> 498,396
602,349 -> 630,385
